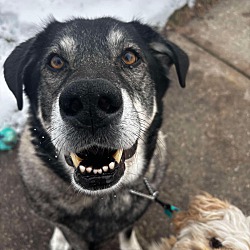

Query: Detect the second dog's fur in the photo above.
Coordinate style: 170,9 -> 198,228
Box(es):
150,193 -> 250,250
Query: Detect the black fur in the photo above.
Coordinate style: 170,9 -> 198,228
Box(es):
4,17 -> 189,249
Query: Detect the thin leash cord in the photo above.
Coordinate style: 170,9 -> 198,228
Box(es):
130,178 -> 180,218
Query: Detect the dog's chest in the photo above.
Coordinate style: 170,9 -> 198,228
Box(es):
59,191 -> 150,242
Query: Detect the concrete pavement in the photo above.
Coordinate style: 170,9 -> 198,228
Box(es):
137,0 -> 250,247
1,1 -> 249,249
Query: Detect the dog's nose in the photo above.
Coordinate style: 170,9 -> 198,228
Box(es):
59,79 -> 123,132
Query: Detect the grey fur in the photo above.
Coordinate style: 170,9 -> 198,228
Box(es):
4,17 -> 189,249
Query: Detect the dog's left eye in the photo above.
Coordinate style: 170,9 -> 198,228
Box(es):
121,50 -> 139,66
48,54 -> 65,70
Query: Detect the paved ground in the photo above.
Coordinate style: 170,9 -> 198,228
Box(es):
0,1 -> 249,249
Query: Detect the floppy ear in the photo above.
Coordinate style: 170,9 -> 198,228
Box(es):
4,38 -> 35,110
130,21 -> 189,88
150,40 -> 189,88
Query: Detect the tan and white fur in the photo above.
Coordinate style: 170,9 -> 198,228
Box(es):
150,193 -> 250,250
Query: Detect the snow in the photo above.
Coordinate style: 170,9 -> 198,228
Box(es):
0,0 -> 195,132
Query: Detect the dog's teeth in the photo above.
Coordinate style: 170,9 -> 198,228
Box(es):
109,162 -> 115,170
113,149 -> 123,163
70,153 -> 83,168
93,169 -> 102,174
79,165 -> 86,173
86,167 -> 92,173
102,166 -> 109,172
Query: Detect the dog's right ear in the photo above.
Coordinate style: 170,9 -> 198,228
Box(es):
4,38 -> 35,110
130,21 -> 189,88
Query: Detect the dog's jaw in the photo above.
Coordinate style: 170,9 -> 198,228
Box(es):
65,142 -> 138,193
48,88 -> 153,194
67,142 -> 145,195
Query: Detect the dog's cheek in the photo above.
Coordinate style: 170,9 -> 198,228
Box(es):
38,68 -> 67,124
37,92 -> 54,125
119,89 -> 140,148
122,141 -> 146,183
133,96 -> 157,134
131,74 -> 157,120
49,97 -> 69,151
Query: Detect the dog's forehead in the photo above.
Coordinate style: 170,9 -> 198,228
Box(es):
106,28 -> 125,48
50,19 -> 138,56
58,35 -> 77,55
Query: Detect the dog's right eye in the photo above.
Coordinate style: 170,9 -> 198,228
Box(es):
48,54 -> 65,70
121,50 -> 140,67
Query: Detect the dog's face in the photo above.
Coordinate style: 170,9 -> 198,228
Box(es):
172,193 -> 250,250
4,18 -> 189,194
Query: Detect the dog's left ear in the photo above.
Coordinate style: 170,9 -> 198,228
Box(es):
130,21 -> 189,88
149,41 -> 189,88
4,38 -> 35,110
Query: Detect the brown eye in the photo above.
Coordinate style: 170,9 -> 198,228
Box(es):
122,50 -> 138,65
49,55 -> 64,69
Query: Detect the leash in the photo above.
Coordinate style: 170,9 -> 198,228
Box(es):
130,178 -> 179,218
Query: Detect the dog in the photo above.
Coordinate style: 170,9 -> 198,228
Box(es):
4,17 -> 189,250
150,193 -> 250,250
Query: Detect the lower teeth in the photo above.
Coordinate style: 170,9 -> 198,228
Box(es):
86,167 -> 92,173
69,149 -> 124,175
109,162 -> 115,169
103,166 -> 109,172
79,165 -> 85,173
77,162 -> 117,175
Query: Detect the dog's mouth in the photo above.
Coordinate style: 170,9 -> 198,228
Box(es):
65,142 -> 137,191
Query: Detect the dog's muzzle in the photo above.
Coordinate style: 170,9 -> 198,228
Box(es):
59,79 -> 137,191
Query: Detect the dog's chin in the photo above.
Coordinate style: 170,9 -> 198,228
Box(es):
64,141 -> 138,193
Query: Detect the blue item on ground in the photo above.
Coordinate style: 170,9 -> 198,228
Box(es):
0,127 -> 18,151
